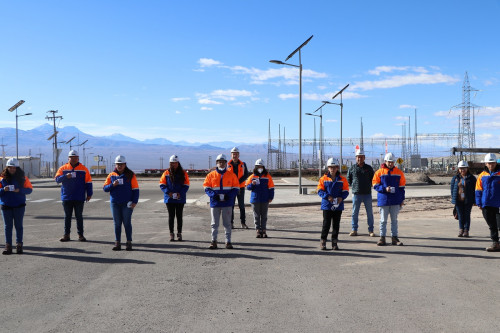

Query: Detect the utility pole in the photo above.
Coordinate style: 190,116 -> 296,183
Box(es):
46,110 -> 63,175
0,138 -> 7,170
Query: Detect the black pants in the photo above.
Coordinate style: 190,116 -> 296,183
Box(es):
482,206 -> 499,242
166,203 -> 184,233
231,188 -> 246,224
321,210 -> 342,242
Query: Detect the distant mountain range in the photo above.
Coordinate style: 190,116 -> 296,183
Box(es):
0,124 -> 268,170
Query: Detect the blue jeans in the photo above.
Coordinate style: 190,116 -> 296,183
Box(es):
62,200 -> 85,235
455,202 -> 473,231
2,206 -> 25,245
379,205 -> 400,237
111,202 -> 133,242
231,188 -> 246,224
351,194 -> 374,232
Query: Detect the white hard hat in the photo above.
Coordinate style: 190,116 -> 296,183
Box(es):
483,153 -> 497,163
114,155 -> 127,164
169,155 -> 179,163
255,159 -> 265,166
457,160 -> 469,168
68,150 -> 79,157
355,148 -> 365,156
216,154 -> 227,161
384,153 -> 396,162
230,147 -> 239,153
6,158 -> 19,167
327,158 -> 339,166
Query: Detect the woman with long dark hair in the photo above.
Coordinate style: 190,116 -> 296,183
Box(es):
160,155 -> 190,241
1,158 -> 33,255
245,159 -> 274,238
450,160 -> 476,237
103,155 -> 139,251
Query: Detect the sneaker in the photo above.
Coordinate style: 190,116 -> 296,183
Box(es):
2,244 -> 12,255
225,242 -> 233,249
125,241 -> 132,251
241,223 -> 249,229
486,242 -> 500,252
377,236 -> 386,246
112,242 -> 121,251
60,234 -> 70,242
458,229 -> 464,237
177,233 -> 182,241
209,241 -> 217,249
256,230 -> 262,238
262,231 -> 268,238
463,230 -> 469,237
169,233 -> 175,242
78,234 -> 87,242
391,236 -> 403,246
320,239 -> 326,251
349,230 -> 358,236
332,242 -> 340,251
368,230 -> 376,237
16,243 -> 23,254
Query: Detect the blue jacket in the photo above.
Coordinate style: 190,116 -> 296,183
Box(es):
475,166 -> 500,208
103,172 -> 140,204
245,172 -> 275,203
317,172 -> 349,211
372,164 -> 406,206
0,177 -> 33,208
451,173 -> 476,205
159,169 -> 190,204
203,168 -> 239,208
55,162 -> 93,201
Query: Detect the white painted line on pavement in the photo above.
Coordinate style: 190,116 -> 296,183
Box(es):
29,199 -> 54,203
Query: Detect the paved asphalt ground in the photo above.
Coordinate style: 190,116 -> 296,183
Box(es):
1,178 -> 499,332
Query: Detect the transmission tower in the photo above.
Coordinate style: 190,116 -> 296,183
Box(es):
283,127 -> 287,169
312,119 -> 317,167
267,119 -> 273,169
413,109 -> 419,155
360,117 -> 364,151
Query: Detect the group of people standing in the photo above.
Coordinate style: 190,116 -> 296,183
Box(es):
2,147 -> 500,255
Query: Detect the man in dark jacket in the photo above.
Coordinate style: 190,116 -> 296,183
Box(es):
346,149 -> 375,237
228,147 -> 249,229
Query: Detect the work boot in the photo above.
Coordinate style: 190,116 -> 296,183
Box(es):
2,244 -> 12,255
169,233 -> 175,241
78,234 -> 87,242
486,242 -> 500,252
368,230 -> 376,237
209,241 -> 217,249
16,243 -> 23,254
320,239 -> 327,251
177,233 -> 182,241
225,242 -> 233,249
392,236 -> 403,246
463,230 -> 469,237
377,236 -> 386,246
332,241 -> 340,251
241,223 -> 249,229
112,242 -> 121,251
458,229 -> 464,237
256,230 -> 262,238
59,234 -> 70,242
125,241 -> 132,251
262,230 -> 268,238
349,230 -> 358,236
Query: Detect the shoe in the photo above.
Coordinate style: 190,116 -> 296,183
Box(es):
2,244 -> 12,255
16,243 -> 23,254
368,230 -> 376,237
225,242 -> 233,249
125,241 -> 132,251
262,230 -> 268,238
320,239 -> 327,251
78,234 -> 87,242
256,230 -> 262,238
463,230 -> 469,237
377,236 -> 386,246
112,242 -> 121,251
486,242 -> 500,252
332,242 -> 340,251
209,241 -> 217,249
177,233 -> 182,241
458,229 -> 464,237
241,223 -> 249,229
349,230 -> 358,236
60,234 -> 70,242
392,236 -> 403,246
169,233 -> 175,242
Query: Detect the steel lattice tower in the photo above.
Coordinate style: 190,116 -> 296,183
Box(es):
452,72 -> 478,159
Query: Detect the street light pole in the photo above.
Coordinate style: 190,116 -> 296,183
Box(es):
329,84 -> 350,173
8,100 -> 32,159
270,35 -> 313,194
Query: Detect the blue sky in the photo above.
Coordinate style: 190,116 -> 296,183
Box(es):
1,1 -> 500,154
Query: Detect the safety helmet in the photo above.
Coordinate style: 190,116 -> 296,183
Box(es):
114,155 -> 127,164
384,153 -> 396,162
169,155 -> 179,163
68,150 -> 79,157
230,147 -> 239,153
6,158 -> 19,167
216,154 -> 227,162
355,148 -> 365,156
255,159 -> 265,166
483,153 -> 497,163
457,160 -> 469,168
327,158 -> 340,166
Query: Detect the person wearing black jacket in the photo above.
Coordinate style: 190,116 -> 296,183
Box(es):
228,147 -> 249,229
450,160 -> 476,237
346,149 -> 375,237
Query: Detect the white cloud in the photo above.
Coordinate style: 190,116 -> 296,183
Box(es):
478,106 -> 500,116
434,109 -> 461,118
352,73 -> 459,91
175,111 -> 181,114
198,98 -> 223,105
476,121 -> 500,129
371,133 -> 386,138
368,66 -> 429,76
171,97 -> 190,102
198,58 -> 222,67
325,119 -> 338,123
399,104 -> 417,109
200,107 -> 213,111
278,93 -> 298,100
210,89 -> 253,101
394,116 -> 409,121
230,65 -> 327,84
